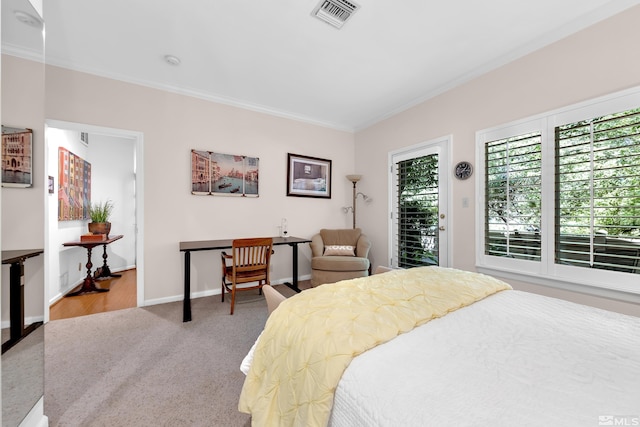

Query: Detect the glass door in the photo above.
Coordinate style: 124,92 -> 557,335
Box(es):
390,139 -> 449,268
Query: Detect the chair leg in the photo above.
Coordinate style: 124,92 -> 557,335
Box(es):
230,285 -> 236,315
221,276 -> 225,302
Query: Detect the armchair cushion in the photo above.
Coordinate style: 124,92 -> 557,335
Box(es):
323,245 -> 355,256
311,255 -> 369,272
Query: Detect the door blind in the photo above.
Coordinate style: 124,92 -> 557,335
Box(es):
394,154 -> 439,268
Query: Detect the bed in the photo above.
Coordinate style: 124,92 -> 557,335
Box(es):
239,267 -> 640,427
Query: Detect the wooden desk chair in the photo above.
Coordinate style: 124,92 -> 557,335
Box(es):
221,237 -> 273,315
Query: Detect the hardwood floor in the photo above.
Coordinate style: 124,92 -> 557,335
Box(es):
49,270 -> 310,321
49,269 -> 137,320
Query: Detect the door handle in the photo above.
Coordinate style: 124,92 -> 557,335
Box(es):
439,226 -> 445,231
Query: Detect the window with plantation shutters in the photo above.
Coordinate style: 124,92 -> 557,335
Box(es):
555,107 -> 640,274
485,133 -> 542,261
477,87 -> 640,299
390,138 -> 449,269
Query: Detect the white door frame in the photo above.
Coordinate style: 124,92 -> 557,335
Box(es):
44,120 -> 144,321
388,136 -> 451,268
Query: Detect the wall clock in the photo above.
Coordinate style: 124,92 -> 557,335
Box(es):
454,161 -> 473,180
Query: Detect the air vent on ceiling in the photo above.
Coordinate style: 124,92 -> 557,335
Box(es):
312,0 -> 360,29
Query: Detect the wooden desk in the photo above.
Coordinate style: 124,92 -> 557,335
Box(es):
2,249 -> 44,354
62,235 -> 123,296
179,236 -> 311,322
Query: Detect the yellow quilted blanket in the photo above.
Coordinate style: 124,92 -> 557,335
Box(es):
238,266 -> 511,426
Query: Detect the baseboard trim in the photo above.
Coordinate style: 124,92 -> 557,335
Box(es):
142,274 -> 311,307
19,397 -> 48,427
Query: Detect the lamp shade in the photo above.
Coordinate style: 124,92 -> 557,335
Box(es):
346,174 -> 362,183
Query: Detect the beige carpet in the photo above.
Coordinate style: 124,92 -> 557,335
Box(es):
3,325 -> 44,427
45,284 -> 303,426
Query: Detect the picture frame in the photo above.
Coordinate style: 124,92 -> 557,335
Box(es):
2,126 -> 33,188
191,150 -> 259,197
287,153 -> 332,198
58,147 -> 91,221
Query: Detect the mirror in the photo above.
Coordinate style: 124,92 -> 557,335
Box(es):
1,0 -> 45,425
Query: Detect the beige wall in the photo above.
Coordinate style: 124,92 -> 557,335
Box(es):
3,55 -> 356,309
1,55 -> 45,321
45,65 -> 356,302
355,6 -> 640,315
2,56 -> 45,250
3,6 -> 639,315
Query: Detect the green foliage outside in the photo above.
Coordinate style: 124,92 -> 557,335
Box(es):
557,107 -> 640,238
486,133 -> 542,233
397,155 -> 439,268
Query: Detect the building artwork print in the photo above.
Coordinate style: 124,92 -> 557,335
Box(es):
1,126 -> 33,187
58,147 -> 91,220
191,150 -> 259,197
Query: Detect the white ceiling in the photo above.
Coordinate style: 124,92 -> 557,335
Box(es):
3,0 -> 639,131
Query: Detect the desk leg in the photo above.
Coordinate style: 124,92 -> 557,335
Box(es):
183,251 -> 192,322
8,261 -> 24,344
66,247 -> 109,296
2,260 -> 44,354
282,243 -> 302,293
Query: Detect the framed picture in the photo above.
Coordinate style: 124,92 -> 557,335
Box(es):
191,150 -> 259,197
2,126 -> 33,188
58,147 -> 91,220
287,153 -> 332,198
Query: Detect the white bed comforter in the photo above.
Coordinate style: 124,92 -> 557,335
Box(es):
329,290 -> 640,427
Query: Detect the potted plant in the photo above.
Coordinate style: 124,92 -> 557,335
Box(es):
88,200 -> 113,237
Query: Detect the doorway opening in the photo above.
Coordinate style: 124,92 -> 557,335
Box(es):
44,120 -> 144,321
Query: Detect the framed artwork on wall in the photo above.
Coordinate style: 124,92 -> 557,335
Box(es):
1,126 -> 33,188
58,147 -> 91,220
286,153 -> 332,198
191,150 -> 259,197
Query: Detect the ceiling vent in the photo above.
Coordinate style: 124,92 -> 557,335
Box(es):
312,0 -> 360,29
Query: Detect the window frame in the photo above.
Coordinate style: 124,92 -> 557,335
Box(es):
476,87 -> 640,302
481,121 -> 546,268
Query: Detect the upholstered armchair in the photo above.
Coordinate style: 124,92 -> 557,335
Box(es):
310,228 -> 371,287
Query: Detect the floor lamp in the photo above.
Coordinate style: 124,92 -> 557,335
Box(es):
346,174 -> 361,228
